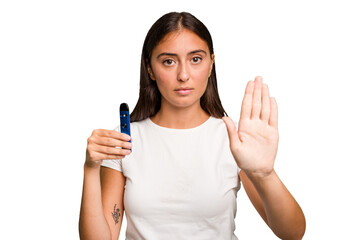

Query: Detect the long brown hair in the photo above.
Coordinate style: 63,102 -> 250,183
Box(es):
130,12 -> 227,122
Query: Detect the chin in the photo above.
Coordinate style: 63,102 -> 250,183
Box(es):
166,97 -> 200,109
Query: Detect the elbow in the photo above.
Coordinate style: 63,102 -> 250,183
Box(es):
296,215 -> 306,240
269,215 -> 306,240
274,229 -> 305,240
78,220 -> 112,240
273,215 -> 306,240
294,209 -> 306,240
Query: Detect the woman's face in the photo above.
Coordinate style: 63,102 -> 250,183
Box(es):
148,29 -> 214,109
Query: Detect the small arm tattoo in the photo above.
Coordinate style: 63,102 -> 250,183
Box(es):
112,204 -> 121,224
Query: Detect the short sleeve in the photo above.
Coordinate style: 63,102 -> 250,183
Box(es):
100,125 -> 122,172
101,159 -> 122,172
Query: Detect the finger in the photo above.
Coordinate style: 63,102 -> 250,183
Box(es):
93,129 -> 131,142
269,97 -> 278,128
94,144 -> 132,156
240,81 -> 254,121
93,136 -> 132,149
222,117 -> 241,150
251,76 -> 263,119
260,84 -> 270,121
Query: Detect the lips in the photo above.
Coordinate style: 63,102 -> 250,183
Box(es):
174,87 -> 194,95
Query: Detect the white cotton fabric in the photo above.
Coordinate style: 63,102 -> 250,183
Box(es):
101,116 -> 241,240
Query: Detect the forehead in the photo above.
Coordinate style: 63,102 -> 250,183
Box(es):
153,29 -> 209,54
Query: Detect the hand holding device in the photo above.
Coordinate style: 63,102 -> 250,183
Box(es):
84,103 -> 132,168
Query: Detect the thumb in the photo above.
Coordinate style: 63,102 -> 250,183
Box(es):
222,116 -> 241,148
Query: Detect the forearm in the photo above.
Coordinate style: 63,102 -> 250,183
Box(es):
246,170 -> 306,240
79,164 -> 111,240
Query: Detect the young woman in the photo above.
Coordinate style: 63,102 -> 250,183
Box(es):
79,12 -> 306,240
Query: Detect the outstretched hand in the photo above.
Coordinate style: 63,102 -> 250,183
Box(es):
222,76 -> 279,178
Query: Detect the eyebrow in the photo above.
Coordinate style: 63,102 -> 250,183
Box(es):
156,49 -> 207,59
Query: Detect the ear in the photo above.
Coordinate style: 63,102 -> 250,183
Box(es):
209,53 -> 215,78
147,64 -> 155,81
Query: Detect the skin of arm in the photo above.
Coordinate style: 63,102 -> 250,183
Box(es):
100,166 -> 126,240
223,76 -> 306,239
79,164 -> 112,240
240,170 -> 306,239
79,129 -> 131,239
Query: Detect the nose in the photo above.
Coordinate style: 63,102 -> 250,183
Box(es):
177,62 -> 190,82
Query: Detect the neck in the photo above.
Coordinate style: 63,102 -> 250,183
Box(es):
150,100 -> 210,129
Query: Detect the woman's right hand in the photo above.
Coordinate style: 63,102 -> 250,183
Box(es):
85,129 -> 132,168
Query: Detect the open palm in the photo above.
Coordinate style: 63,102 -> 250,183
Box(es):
223,76 -> 279,177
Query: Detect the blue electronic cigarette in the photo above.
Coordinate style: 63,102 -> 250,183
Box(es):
120,103 -> 131,142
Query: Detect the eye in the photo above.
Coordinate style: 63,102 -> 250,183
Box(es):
191,57 -> 202,64
163,59 -> 175,66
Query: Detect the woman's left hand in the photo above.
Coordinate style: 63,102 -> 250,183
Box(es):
222,76 -> 279,178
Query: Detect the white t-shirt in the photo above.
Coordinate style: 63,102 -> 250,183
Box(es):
101,116 -> 241,240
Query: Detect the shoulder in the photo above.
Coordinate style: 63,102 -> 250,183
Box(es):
209,116 -> 238,126
130,118 -> 150,128
130,118 -> 150,135
207,116 -> 237,134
